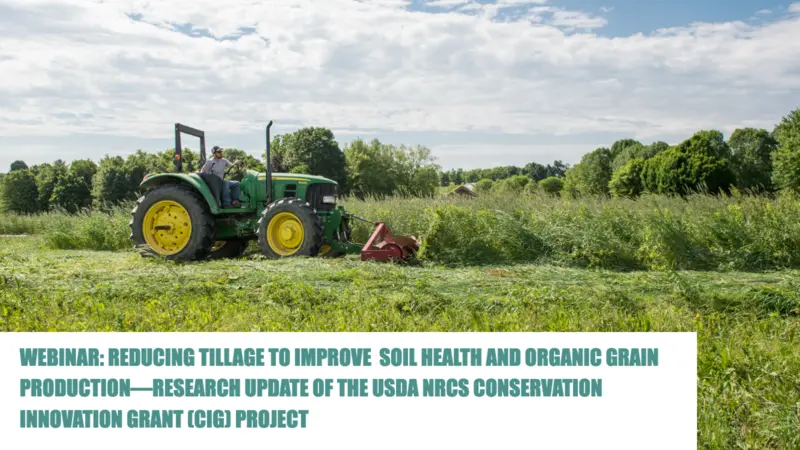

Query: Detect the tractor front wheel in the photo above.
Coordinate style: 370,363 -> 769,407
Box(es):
129,184 -> 215,261
257,198 -> 323,259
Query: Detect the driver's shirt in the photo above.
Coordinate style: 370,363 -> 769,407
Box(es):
201,157 -> 232,180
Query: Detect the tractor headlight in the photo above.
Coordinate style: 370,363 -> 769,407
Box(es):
322,195 -> 336,204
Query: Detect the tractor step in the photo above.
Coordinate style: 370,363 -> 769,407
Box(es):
361,222 -> 420,262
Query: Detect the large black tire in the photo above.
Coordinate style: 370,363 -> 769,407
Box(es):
257,198 -> 323,259
129,184 -> 216,261
208,239 -> 251,259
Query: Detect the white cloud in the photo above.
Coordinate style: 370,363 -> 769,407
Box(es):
548,9 -> 607,29
756,9 -> 772,15
496,0 -> 549,4
789,3 -> 800,13
0,0 -> 798,155
425,0 -> 469,7
600,6 -> 614,13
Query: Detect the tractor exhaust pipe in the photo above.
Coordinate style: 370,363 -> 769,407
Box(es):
265,120 -> 273,205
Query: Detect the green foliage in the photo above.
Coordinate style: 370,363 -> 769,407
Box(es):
42,205 -> 132,250
609,158 -> 645,198
34,160 -> 67,211
464,166 -> 521,182
345,139 -> 401,198
218,149 -> 263,171
347,191 -> 800,271
772,108 -> 800,146
10,160 -> 28,172
0,211 -> 48,234
270,127 -> 347,187
771,108 -> 800,193
613,140 -> 668,169
92,156 -> 134,208
474,179 -> 493,193
641,131 -> 735,196
523,161 -> 568,181
418,205 -> 546,264
563,147 -> 613,196
124,150 -> 158,188
152,148 -> 199,173
440,161 -> 567,186
68,159 -> 97,186
493,174 -> 530,193
609,139 -> 642,160
698,130 -> 731,158
49,159 -> 98,213
51,172 -> 91,213
410,166 -> 440,197
7,106 -> 800,219
728,128 -> 777,193
290,164 -> 310,174
0,169 -> 39,214
643,141 -> 670,158
344,138 -> 441,198
6,188 -> 800,273
537,177 -> 564,195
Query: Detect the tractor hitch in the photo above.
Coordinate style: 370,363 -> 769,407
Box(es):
361,222 -> 420,262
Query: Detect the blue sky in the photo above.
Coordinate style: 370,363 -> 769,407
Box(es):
1,0 -> 799,172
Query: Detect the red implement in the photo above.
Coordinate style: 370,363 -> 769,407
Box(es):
361,222 -> 420,262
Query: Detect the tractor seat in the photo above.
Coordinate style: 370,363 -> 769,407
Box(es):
198,173 -> 223,208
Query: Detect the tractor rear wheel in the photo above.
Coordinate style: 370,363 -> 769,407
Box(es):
129,184 -> 215,261
209,239 -> 250,259
257,198 -> 323,259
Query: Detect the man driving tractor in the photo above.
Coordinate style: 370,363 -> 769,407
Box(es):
200,146 -> 242,208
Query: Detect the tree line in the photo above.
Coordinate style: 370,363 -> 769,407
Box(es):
0,127 -> 446,214
454,107 -> 800,199
565,108 -> 800,198
2,107 -> 799,214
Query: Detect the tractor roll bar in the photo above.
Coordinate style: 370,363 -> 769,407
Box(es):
265,120 -> 273,205
174,123 -> 206,172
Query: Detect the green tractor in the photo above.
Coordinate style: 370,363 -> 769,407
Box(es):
129,121 -> 419,262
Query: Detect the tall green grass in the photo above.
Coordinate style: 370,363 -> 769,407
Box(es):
2,192 -> 800,271
343,190 -> 800,271
0,213 -> 49,235
0,204 -> 133,251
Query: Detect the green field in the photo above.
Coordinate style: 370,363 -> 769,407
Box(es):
1,234 -> 799,448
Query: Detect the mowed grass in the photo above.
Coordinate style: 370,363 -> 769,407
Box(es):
1,237 -> 799,448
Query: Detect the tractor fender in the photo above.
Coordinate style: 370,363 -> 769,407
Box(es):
139,173 -> 222,213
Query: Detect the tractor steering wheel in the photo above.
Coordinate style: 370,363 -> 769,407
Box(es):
224,160 -> 244,181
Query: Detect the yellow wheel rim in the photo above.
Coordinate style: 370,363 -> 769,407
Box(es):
267,212 -> 304,256
142,200 -> 192,255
